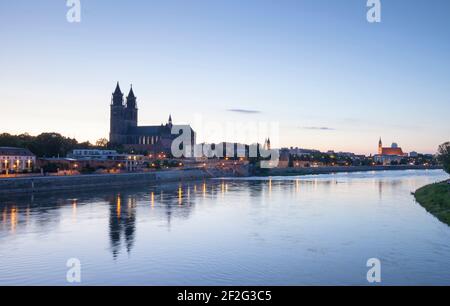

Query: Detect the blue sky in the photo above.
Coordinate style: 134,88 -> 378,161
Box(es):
0,0 -> 449,154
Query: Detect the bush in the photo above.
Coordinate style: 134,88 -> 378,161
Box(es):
438,142 -> 450,174
80,165 -> 96,174
43,163 -> 60,173
415,182 -> 450,226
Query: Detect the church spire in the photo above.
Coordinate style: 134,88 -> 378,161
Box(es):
112,82 -> 124,106
263,138 -> 271,150
114,82 -> 122,94
168,114 -> 173,125
126,85 -> 137,109
128,84 -> 135,98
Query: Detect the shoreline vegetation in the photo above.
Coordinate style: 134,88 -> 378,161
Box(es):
260,165 -> 441,176
415,180 -> 450,226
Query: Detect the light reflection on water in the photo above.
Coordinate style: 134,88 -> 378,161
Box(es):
0,170 -> 449,285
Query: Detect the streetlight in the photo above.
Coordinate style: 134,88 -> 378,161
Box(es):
4,159 -> 8,176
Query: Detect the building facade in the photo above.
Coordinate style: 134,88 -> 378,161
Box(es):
69,149 -> 144,171
0,147 -> 36,174
40,149 -> 145,173
374,138 -> 407,165
378,138 -> 405,156
109,83 -> 195,154
69,149 -> 120,160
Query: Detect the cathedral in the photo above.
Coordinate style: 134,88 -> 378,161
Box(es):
374,138 -> 407,165
109,82 -> 195,154
377,138 -> 405,156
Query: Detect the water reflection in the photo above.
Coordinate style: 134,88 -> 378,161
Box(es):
0,179 -> 245,255
0,170 -> 449,285
109,194 -> 136,258
0,173 -> 430,241
0,172 -> 444,239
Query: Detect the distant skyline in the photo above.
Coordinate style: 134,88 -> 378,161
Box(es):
1,0 -> 449,155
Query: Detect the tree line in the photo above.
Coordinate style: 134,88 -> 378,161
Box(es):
0,133 -> 109,158
438,142 -> 450,175
1,132 -> 449,174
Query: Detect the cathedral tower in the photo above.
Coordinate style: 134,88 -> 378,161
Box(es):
168,114 -> 173,128
108,82 -> 195,152
110,82 -> 126,144
378,138 -> 383,155
124,85 -> 138,129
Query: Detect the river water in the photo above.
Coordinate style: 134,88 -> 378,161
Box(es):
0,170 -> 449,285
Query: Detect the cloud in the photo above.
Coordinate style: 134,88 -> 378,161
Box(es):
300,126 -> 336,131
227,109 -> 261,114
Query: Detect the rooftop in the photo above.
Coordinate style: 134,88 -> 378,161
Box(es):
0,147 -> 35,156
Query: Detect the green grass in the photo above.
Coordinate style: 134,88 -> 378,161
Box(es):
415,181 -> 450,226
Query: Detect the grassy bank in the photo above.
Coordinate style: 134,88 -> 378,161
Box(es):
415,180 -> 450,226
262,165 -> 442,177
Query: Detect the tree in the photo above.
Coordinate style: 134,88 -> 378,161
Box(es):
437,142 -> 450,174
0,133 -> 22,147
0,132 -> 94,158
29,133 -> 78,157
95,138 -> 109,148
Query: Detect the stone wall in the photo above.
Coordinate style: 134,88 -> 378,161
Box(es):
0,169 -> 214,195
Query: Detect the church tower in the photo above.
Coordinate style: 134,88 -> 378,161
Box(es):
124,85 -> 138,130
110,82 -> 126,145
378,138 -> 383,155
263,138 -> 271,150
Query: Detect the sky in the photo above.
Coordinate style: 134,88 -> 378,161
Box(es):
0,0 -> 449,155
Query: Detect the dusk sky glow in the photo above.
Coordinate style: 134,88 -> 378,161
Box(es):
1,0 -> 449,154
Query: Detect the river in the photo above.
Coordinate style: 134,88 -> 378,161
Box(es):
0,170 -> 449,285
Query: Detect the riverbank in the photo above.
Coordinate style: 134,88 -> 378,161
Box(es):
414,180 -> 450,226
0,168 -> 234,196
262,165 -> 441,176
0,165 -> 441,196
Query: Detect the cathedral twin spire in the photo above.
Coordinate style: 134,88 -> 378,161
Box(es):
112,82 -> 124,106
126,84 -> 137,109
112,82 -> 136,109
111,82 -> 173,125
